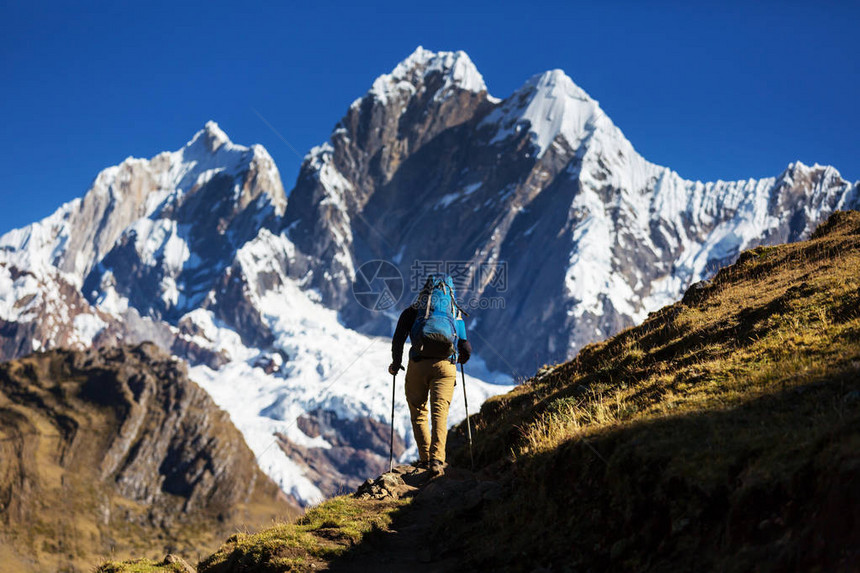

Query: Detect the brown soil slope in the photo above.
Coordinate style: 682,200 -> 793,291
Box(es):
0,343 -> 298,573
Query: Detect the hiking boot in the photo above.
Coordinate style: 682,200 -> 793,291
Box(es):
429,459 -> 445,478
411,459 -> 429,469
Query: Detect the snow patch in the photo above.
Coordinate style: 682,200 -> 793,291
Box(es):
482,69 -> 603,158
73,313 -> 106,345
180,231 -> 514,505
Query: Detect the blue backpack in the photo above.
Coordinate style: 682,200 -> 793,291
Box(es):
410,275 -> 462,362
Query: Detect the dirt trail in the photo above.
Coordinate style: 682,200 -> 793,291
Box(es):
329,465 -> 503,572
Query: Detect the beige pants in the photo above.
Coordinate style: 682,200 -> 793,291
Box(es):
405,357 -> 457,463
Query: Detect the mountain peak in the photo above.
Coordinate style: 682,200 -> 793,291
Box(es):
481,66 -> 604,158
187,120 -> 234,154
363,46 -> 488,106
532,68 -> 594,102
783,160 -> 835,176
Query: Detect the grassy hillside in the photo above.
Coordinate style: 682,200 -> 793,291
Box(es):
448,209 -> 860,571
97,495 -> 404,572
97,210 -> 860,572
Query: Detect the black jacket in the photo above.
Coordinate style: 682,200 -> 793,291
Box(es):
391,305 -> 472,366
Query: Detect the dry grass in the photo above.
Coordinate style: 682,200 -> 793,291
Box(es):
197,496 -> 407,572
95,557 -> 191,573
473,212 -> 860,462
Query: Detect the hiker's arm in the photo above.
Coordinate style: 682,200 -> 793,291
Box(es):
390,306 -> 417,370
456,315 -> 471,364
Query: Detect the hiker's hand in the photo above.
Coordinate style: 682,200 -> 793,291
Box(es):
457,339 -> 472,364
388,363 -> 404,375
457,347 -> 472,364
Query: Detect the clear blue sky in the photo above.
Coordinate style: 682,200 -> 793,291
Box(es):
1,0 -> 857,234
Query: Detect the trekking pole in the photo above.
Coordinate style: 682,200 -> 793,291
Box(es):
460,363 -> 474,471
389,372 -> 396,472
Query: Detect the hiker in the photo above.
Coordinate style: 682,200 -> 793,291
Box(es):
389,274 -> 471,477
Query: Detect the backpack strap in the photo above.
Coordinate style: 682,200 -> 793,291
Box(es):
424,292 -> 432,319
421,276 -> 435,320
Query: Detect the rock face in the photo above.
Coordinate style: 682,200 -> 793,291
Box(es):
277,409 -> 407,498
0,46 -> 857,506
283,47 -> 494,308
0,343 -> 297,572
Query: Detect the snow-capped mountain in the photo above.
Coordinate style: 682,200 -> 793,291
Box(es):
1,46 -> 857,503
285,47 -> 859,374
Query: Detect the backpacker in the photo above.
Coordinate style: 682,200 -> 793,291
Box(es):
410,274 -> 460,362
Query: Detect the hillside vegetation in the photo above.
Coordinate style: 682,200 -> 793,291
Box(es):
449,209 -> 860,571
100,211 -> 860,572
